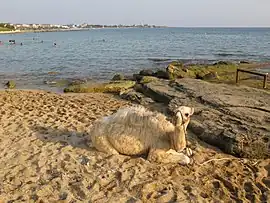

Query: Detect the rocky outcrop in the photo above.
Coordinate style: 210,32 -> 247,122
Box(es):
138,78 -> 270,159
119,89 -> 155,105
64,80 -> 136,93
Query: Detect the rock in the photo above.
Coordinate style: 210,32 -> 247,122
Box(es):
69,79 -> 88,86
170,61 -> 184,67
44,80 -> 57,85
213,61 -> 232,66
5,80 -> 16,89
138,78 -> 270,159
201,72 -> 219,80
78,155 -> 90,165
195,70 -> 211,79
166,64 -> 185,79
240,60 -> 251,64
139,76 -> 158,84
133,74 -> 143,82
139,69 -> 154,76
124,75 -> 136,81
154,70 -> 171,79
133,83 -> 144,93
188,120 -> 205,135
120,89 -> 154,105
44,79 -> 87,87
64,80 -> 136,93
30,194 -> 39,201
59,192 -> 68,200
140,79 -> 180,104
112,73 -> 125,81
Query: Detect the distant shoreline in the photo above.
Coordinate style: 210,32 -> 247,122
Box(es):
0,30 -> 22,34
0,27 -> 168,35
1,26 -> 270,35
0,28 -> 91,35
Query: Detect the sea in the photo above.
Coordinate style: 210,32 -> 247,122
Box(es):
0,27 -> 270,91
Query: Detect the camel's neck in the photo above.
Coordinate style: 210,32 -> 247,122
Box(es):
172,125 -> 187,151
170,116 -> 187,152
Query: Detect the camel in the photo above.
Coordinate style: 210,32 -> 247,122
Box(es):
90,105 -> 194,165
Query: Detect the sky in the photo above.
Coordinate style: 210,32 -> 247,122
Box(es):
1,0 -> 270,27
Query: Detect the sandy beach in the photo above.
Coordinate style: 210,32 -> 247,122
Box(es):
0,89 -> 269,202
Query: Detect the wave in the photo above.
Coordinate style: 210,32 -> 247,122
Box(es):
214,53 -> 258,57
147,58 -> 172,62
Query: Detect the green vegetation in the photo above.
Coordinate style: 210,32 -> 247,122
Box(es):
5,80 -> 16,89
64,80 -> 136,93
0,27 -> 12,31
166,61 -> 270,90
0,23 -> 15,31
139,76 -> 158,84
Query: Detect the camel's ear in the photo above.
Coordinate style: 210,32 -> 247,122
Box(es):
190,107 -> 194,116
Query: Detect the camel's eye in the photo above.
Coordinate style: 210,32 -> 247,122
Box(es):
185,113 -> 189,117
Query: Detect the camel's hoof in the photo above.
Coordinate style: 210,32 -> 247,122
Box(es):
178,148 -> 193,157
185,148 -> 193,157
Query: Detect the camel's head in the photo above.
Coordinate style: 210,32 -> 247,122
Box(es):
174,106 -> 194,126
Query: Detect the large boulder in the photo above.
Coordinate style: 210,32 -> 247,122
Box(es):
64,80 -> 136,93
138,78 -> 270,159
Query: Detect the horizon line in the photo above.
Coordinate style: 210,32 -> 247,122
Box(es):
2,22 -> 270,28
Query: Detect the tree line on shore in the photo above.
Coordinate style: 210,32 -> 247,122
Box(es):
0,23 -> 15,31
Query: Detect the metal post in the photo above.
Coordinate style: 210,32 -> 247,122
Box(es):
263,74 -> 268,89
236,69 -> 239,84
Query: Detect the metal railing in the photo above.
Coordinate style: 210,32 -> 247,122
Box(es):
236,68 -> 268,88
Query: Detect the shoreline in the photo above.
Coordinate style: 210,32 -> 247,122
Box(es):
0,27 -> 168,35
2,60 -> 270,93
0,28 -> 90,35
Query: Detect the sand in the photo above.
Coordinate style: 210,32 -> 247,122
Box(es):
0,90 -> 269,203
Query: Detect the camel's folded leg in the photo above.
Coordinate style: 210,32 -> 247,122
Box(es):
91,135 -> 119,155
147,148 -> 190,165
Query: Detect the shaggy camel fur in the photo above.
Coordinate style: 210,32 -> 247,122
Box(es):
90,105 -> 194,165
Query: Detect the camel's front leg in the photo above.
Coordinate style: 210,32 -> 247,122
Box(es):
147,148 -> 190,165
